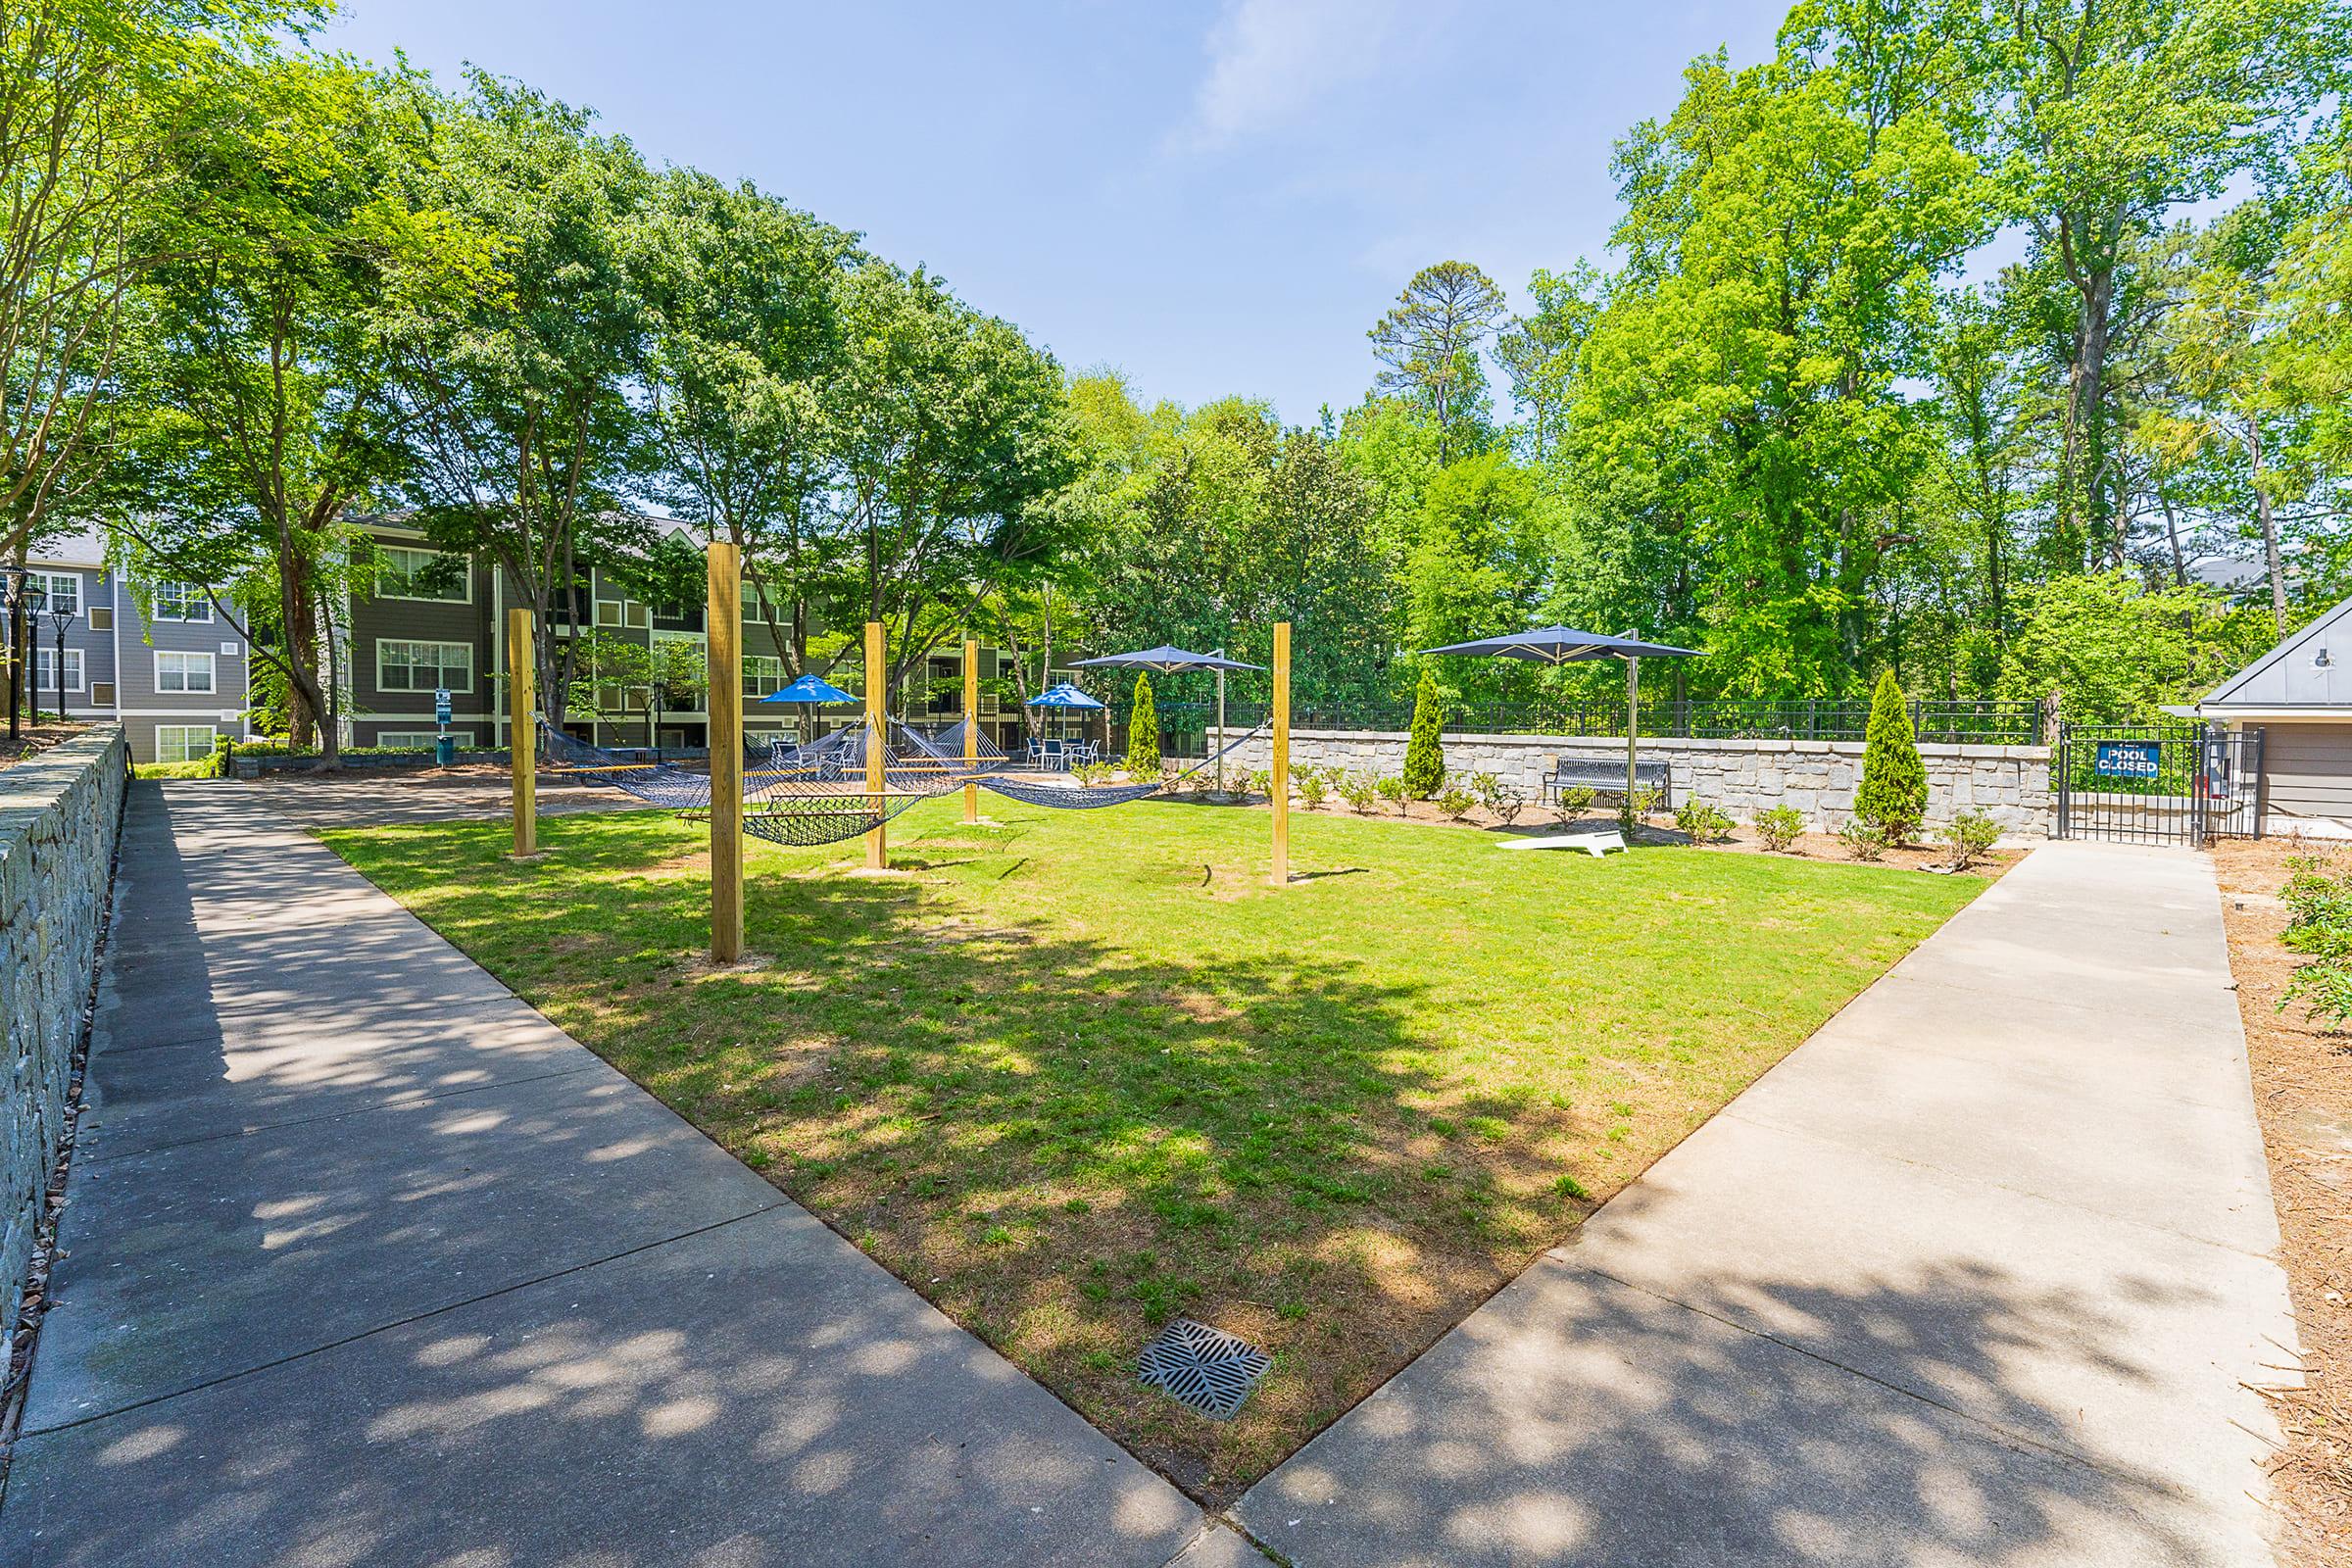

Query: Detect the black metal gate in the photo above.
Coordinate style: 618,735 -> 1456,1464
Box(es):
2054,724 -> 2264,845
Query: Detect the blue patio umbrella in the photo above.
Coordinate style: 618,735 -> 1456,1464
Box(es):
1417,626 -> 1702,819
760,670 -> 858,747
1027,681 -> 1106,753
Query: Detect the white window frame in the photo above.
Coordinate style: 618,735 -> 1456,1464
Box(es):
32,571 -> 77,615
154,725 -> 217,763
33,647 -> 83,692
742,654 -> 784,699
151,581 -> 213,622
375,545 -> 471,603
374,638 -> 473,694
154,650 -> 217,694
372,730 -> 449,750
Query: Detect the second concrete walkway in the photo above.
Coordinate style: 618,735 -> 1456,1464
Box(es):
1239,842 -> 2297,1568
2,784 -> 1258,1567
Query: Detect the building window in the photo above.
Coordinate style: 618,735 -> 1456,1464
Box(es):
744,655 -> 784,698
32,572 -> 77,615
376,639 -> 471,693
596,598 -> 649,630
152,581 -> 213,622
88,605 -> 112,631
90,681 -> 116,708
33,648 -> 83,692
376,546 -> 469,603
155,651 -> 216,693
155,725 -> 217,763
372,730 -> 453,750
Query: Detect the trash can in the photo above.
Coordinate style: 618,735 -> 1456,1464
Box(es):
435,733 -> 457,767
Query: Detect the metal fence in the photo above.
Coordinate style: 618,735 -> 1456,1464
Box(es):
1105,698 -> 2045,751
2053,723 -> 2264,845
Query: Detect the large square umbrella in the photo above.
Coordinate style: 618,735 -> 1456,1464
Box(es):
1417,626 -> 1701,821
1071,645 -> 1268,786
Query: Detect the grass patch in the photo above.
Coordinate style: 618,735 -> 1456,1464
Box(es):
323,796 -> 1981,1502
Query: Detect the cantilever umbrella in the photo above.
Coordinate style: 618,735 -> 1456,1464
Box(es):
760,671 -> 857,747
1071,645 -> 1268,785
1416,626 -> 1701,816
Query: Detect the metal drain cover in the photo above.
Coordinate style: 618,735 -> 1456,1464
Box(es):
1139,1318 -> 1271,1419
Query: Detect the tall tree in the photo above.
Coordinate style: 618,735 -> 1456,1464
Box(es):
0,0 -> 302,562
395,73 -> 653,727
632,169 -> 861,671
1989,0 -> 2347,568
1366,261 -> 1506,462
108,55 -> 489,758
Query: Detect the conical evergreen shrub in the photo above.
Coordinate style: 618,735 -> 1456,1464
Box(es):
1402,667 -> 1446,798
1124,673 -> 1161,775
1854,669 -> 1927,843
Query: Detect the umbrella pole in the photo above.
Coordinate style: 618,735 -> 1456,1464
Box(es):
864,620 -> 886,870
1623,655 -> 1639,831
708,543 -> 743,963
1215,657 -> 1226,792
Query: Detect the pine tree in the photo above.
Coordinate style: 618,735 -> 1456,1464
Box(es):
1124,673 -> 1160,775
1402,667 -> 1446,798
1854,669 -> 1927,843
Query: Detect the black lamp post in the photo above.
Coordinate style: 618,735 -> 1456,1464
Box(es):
35,592 -> 75,724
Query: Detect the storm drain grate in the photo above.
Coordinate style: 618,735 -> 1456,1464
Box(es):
1138,1318 -> 1272,1420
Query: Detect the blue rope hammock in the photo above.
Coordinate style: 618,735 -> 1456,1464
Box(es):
896,718 -> 1269,811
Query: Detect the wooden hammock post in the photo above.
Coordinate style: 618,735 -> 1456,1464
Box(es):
962,635 -> 979,824
508,607 -> 536,858
1270,620 -> 1291,887
864,619 -> 887,869
708,542 -> 744,963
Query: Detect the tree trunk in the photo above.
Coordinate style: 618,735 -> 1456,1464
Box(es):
5,562 -> 22,742
2062,263 -> 2118,570
2250,418 -> 2287,634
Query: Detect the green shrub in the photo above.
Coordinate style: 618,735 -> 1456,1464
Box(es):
1752,805 -> 1805,852
1838,818 -> 1889,861
2282,955 -> 2352,1028
1674,800 -> 1734,842
1943,810 -> 2003,870
1402,668 -> 1446,799
1375,774 -> 1408,814
1438,779 -> 1476,820
133,736 -> 228,781
1855,669 -> 1927,843
1472,771 -> 1527,826
2280,856 -> 2352,953
1124,674 -> 1160,775
1625,783 -> 1662,821
1339,771 -> 1378,813
1297,767 -> 1330,808
1249,768 -> 1275,799
1556,784 -> 1596,818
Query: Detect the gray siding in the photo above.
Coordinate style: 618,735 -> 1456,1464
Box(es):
2257,721 -> 2352,826
20,544 -> 254,760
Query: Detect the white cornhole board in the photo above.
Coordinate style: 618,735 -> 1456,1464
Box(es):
1497,831 -> 1625,857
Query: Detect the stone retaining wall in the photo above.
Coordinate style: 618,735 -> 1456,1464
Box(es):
1,727 -> 127,1376
1216,728 -> 2052,834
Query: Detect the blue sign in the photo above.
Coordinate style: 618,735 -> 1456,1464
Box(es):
434,687 -> 452,728
2093,741 -> 2162,779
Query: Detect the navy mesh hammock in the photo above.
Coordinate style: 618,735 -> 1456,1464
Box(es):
544,713 -> 1267,845
896,718 -> 1269,810
538,721 -> 961,849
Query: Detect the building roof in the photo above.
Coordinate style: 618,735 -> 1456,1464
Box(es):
2202,593 -> 2352,713
24,527 -> 109,568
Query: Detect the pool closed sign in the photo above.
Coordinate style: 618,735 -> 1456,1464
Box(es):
2093,741 -> 2162,779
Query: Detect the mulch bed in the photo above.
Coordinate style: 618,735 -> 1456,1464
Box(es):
0,720 -> 87,771
2213,837 -> 2352,1564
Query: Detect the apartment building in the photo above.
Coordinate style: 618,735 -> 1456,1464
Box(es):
14,530 -> 255,763
342,520 -> 1070,752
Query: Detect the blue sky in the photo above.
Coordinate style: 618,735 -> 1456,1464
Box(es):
322,1 -> 1788,424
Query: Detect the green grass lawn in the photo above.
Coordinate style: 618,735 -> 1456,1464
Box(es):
323,797 -> 1984,1502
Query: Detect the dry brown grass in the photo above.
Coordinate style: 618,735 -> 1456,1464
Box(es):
2214,837 -> 2352,1563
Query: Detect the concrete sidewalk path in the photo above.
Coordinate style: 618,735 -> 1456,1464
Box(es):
1239,842 -> 2298,1568
1,783 -> 1261,1568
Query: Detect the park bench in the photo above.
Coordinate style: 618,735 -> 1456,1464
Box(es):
1544,752 -> 1673,809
